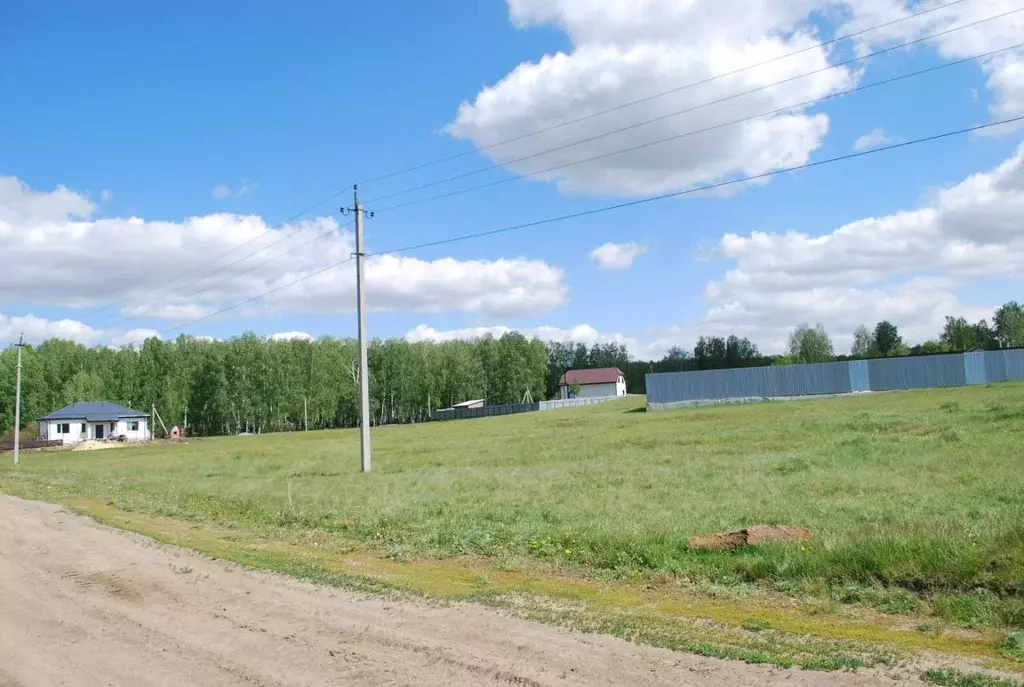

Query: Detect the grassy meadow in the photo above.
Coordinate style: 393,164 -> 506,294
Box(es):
3,382 -> 1024,669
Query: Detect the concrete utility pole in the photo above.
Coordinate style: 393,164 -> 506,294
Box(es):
12,334 -> 26,466
352,186 -> 372,472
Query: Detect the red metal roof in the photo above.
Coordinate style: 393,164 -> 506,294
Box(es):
558,367 -> 624,386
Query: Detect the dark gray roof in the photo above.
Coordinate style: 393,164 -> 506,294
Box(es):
39,402 -> 148,422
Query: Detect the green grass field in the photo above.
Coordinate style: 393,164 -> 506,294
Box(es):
3,382 -> 1024,669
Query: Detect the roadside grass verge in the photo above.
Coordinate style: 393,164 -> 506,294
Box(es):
3,382 -> 1024,670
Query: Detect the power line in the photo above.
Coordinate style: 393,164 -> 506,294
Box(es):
72,0 -> 990,328
77,188 -> 355,323
96,220 -> 354,331
145,256 -> 356,343
98,35 -> 1019,336
123,114 -> 1024,348
373,41 -> 1024,214
366,7 -> 1022,206
73,0 -> 987,329
365,116 -> 1024,256
107,38 -> 1017,335
355,0 -> 973,186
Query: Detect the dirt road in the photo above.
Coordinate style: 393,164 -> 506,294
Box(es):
0,494 -> 925,686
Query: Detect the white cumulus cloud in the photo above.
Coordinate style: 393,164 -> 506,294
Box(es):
266,331 -> 315,342
406,323 -> 656,357
588,241 -> 646,270
446,0 -> 853,197
841,0 -> 1024,130
0,312 -> 103,347
108,328 -> 162,349
853,128 -> 894,151
0,177 -> 569,327
213,181 -> 255,200
695,143 -> 1024,352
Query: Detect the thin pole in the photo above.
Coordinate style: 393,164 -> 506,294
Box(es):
13,334 -> 24,465
354,185 -> 371,472
303,396 -> 308,432
151,404 -> 155,441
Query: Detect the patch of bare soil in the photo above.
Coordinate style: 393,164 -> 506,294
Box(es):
71,440 -> 124,452
688,524 -> 813,550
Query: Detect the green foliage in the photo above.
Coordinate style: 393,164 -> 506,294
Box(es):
569,379 -> 582,398
741,618 -> 771,632
1001,632 -> 1024,662
942,316 -> 997,352
851,325 -> 874,357
922,668 -> 1024,687
873,321 -> 903,357
60,370 -> 104,406
914,340 -> 949,355
692,335 -> 760,370
994,301 -> 1024,349
787,322 -> 834,363
0,331 -> 550,437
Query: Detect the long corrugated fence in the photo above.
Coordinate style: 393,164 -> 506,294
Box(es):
431,395 -> 621,422
646,349 -> 1024,410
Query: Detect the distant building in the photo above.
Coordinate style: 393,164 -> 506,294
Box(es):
38,402 -> 151,445
558,368 -> 627,399
451,399 -> 485,410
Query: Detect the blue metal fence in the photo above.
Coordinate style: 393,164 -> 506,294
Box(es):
866,354 -> 965,391
646,349 -> 1024,409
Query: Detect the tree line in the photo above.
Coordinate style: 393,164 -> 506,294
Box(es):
1,301 -> 1021,438
777,301 -> 1024,365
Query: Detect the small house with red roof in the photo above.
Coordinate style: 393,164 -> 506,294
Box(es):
558,367 -> 626,400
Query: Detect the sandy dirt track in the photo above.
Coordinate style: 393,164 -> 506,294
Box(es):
0,494 -> 928,686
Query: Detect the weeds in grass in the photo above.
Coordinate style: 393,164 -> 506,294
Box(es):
1000,632 -> 1024,662
922,668 -> 1024,687
742,618 -> 771,632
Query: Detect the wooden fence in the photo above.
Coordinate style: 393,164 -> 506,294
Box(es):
0,439 -> 63,452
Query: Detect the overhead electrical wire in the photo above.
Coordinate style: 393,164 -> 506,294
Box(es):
77,191 -> 356,323
96,220 -> 355,332
104,38 -> 1016,332
355,0 -> 973,186
366,7 -> 1023,207
371,41 -> 1024,213
78,0 -> 987,328
99,39 -> 1020,334
123,113 -> 1024,348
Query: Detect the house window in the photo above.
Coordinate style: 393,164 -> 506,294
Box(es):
57,423 -> 70,434
110,423 -> 116,433
81,423 -> 86,434
129,421 -> 139,432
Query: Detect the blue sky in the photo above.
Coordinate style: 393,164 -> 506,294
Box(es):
2,0 -> 1023,356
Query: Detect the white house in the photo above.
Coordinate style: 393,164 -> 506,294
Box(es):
38,402 -> 151,445
558,368 -> 627,399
